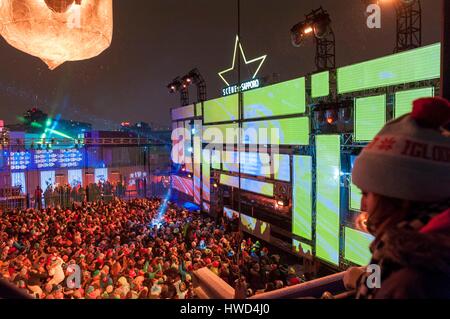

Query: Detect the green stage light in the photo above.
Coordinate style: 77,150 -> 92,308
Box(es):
344,227 -> 374,266
293,155 -> 313,240
311,71 -> 330,98
395,87 -> 434,118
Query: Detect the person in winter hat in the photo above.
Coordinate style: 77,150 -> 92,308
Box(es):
346,97 -> 450,299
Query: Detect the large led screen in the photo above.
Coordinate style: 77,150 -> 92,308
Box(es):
203,123 -> 239,145
94,168 -> 108,184
241,152 -> 271,178
293,155 -> 312,240
350,156 -> 362,211
316,135 -> 341,266
224,207 -> 239,220
355,95 -> 386,142
338,43 -> 440,94
242,117 -> 309,146
11,172 -> 26,194
171,175 -> 194,197
220,174 -> 239,188
344,227 -> 374,266
311,71 -> 330,98
202,150 -> 211,202
211,150 -> 221,170
395,87 -> 434,118
243,77 -> 306,119
240,214 -> 271,242
273,153 -> 290,182
240,178 -> 274,197
171,104 -> 195,121
203,95 -> 239,124
9,151 -> 32,171
41,170 -> 56,191
222,151 -> 240,173
293,239 -> 313,256
68,169 -> 83,187
193,121 -> 202,205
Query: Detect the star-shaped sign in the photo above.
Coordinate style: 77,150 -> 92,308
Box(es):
218,35 -> 267,87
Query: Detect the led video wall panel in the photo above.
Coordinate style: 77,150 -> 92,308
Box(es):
241,152 -> 271,178
243,77 -> 306,119
41,170 -> 56,191
9,151 -> 32,171
395,87 -> 434,118
193,121 -> 202,205
293,239 -> 313,255
338,43 -> 440,94
211,150 -> 221,170
95,168 -> 108,184
316,135 -> 341,266
203,95 -> 239,124
350,155 -> 362,211
184,121 -> 193,173
68,169 -> 83,187
224,207 -> 239,220
240,178 -> 274,197
355,95 -> 386,142
11,172 -> 26,194
196,103 -> 203,117
311,71 -> 330,98
222,151 -> 240,173
293,155 -> 313,240
273,154 -> 290,182
202,150 -> 211,203
344,227 -> 374,266
203,123 -> 239,144
220,174 -> 239,188
171,104 -> 195,121
242,117 -> 309,146
240,213 -> 271,242
171,175 -> 194,197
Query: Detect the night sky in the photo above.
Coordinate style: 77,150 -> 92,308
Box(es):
0,0 -> 442,130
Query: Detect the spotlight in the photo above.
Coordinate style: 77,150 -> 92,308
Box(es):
213,183 -> 218,189
325,109 -> 338,125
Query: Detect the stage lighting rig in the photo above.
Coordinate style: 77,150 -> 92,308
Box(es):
181,68 -> 207,102
167,77 -> 190,106
363,0 -> 422,52
290,6 -> 336,71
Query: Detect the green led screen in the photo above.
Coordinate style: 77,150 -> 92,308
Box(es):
355,95 -> 386,142
243,77 -> 306,119
202,150 -> 211,203
220,174 -> 239,188
350,179 -> 363,211
293,155 -> 312,240
344,228 -> 374,266
203,95 -> 239,124
316,135 -> 341,266
311,71 -> 330,98
240,178 -> 274,197
203,123 -> 239,144
211,150 -> 221,170
193,121 -> 202,205
242,117 -> 309,146
338,43 -> 440,94
293,240 -> 313,255
395,87 -> 434,118
196,103 -> 203,117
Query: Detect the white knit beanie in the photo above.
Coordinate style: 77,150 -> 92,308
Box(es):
352,97 -> 450,202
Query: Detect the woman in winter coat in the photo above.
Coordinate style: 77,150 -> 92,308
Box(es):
346,97 -> 450,299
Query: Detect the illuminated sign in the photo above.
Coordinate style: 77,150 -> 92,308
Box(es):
218,35 -> 267,95
222,79 -> 261,96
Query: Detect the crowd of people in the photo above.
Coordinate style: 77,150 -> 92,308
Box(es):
0,197 -> 304,299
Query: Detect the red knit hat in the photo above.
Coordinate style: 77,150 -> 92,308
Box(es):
353,97 -> 450,202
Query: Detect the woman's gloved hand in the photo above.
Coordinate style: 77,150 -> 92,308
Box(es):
343,267 -> 366,291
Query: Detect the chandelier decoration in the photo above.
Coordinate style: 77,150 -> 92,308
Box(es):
0,0 -> 113,70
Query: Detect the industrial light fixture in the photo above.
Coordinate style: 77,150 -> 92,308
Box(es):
290,6 -> 336,71
167,77 -> 189,106
181,68 -> 207,102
